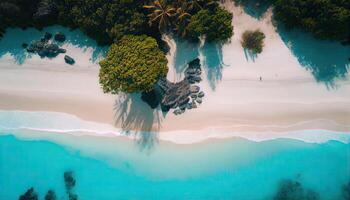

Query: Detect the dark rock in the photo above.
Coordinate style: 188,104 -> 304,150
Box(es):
198,91 -> 205,98
185,58 -> 202,84
44,32 -> 52,40
141,89 -> 162,109
191,94 -> 197,99
173,109 -> 182,115
188,75 -> 202,83
54,32 -> 66,42
179,104 -> 187,110
187,103 -> 193,109
19,187 -> 38,200
44,43 -> 60,57
190,85 -> 200,93
158,78 -> 191,112
26,39 -> 65,58
22,43 -> 28,48
40,38 -> 48,42
188,58 -> 201,69
64,55 -> 75,65
44,190 -> 56,200
58,48 -> 66,53
196,98 -> 202,104
191,101 -> 197,109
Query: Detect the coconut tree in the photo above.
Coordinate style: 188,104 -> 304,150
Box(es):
188,0 -> 203,12
144,0 -> 176,33
175,1 -> 192,37
188,0 -> 219,11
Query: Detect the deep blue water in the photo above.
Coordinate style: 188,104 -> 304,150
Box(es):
0,133 -> 349,200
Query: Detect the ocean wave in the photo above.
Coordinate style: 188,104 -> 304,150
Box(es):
0,110 -> 349,144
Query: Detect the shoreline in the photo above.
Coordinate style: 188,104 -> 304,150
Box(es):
0,4 -> 349,143
0,110 -> 349,145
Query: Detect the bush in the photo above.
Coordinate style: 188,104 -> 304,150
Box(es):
241,30 -> 265,54
99,35 -> 168,94
186,7 -> 233,42
273,0 -> 350,41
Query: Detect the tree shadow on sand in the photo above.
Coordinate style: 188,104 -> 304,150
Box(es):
234,0 -> 273,19
0,25 -> 106,65
114,93 -> 163,150
243,48 -> 258,62
200,41 -> 225,90
172,37 -> 200,76
277,25 -> 350,89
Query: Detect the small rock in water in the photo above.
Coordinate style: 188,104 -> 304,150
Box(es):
64,55 -> 75,65
22,43 -> 28,48
198,91 -> 205,98
191,94 -> 197,99
190,85 -> 200,93
54,32 -> 66,42
44,32 -> 52,40
196,98 -> 202,104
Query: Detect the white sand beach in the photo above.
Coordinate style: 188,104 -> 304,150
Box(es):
0,2 -> 349,141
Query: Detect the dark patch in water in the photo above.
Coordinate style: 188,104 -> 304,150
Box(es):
44,190 -> 56,200
273,179 -> 319,200
342,181 -> 350,200
64,170 -> 78,200
19,187 -> 38,200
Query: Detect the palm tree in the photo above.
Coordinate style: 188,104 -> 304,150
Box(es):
175,2 -> 192,37
143,0 -> 176,33
188,0 -> 203,12
188,0 -> 219,11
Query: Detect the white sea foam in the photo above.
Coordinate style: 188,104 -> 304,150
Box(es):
0,110 -> 349,144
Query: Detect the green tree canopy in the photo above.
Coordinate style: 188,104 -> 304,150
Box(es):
241,29 -> 265,54
273,0 -> 350,41
55,0 -> 148,44
186,7 -> 233,42
99,35 -> 168,94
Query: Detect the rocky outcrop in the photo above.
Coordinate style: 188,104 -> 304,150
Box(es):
185,58 -> 202,84
25,32 -> 74,64
27,40 -> 66,58
141,58 -> 205,115
44,32 -> 52,40
159,78 -> 191,112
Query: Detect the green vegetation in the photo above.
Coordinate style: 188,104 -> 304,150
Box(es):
186,7 -> 233,42
144,0 -> 233,42
241,30 -> 265,54
0,0 -> 52,37
99,35 -> 168,94
55,0 -> 148,44
273,0 -> 350,41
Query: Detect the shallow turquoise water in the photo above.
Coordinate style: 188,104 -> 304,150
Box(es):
0,133 -> 349,200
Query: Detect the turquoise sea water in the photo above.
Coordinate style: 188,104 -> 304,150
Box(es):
0,133 -> 349,200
